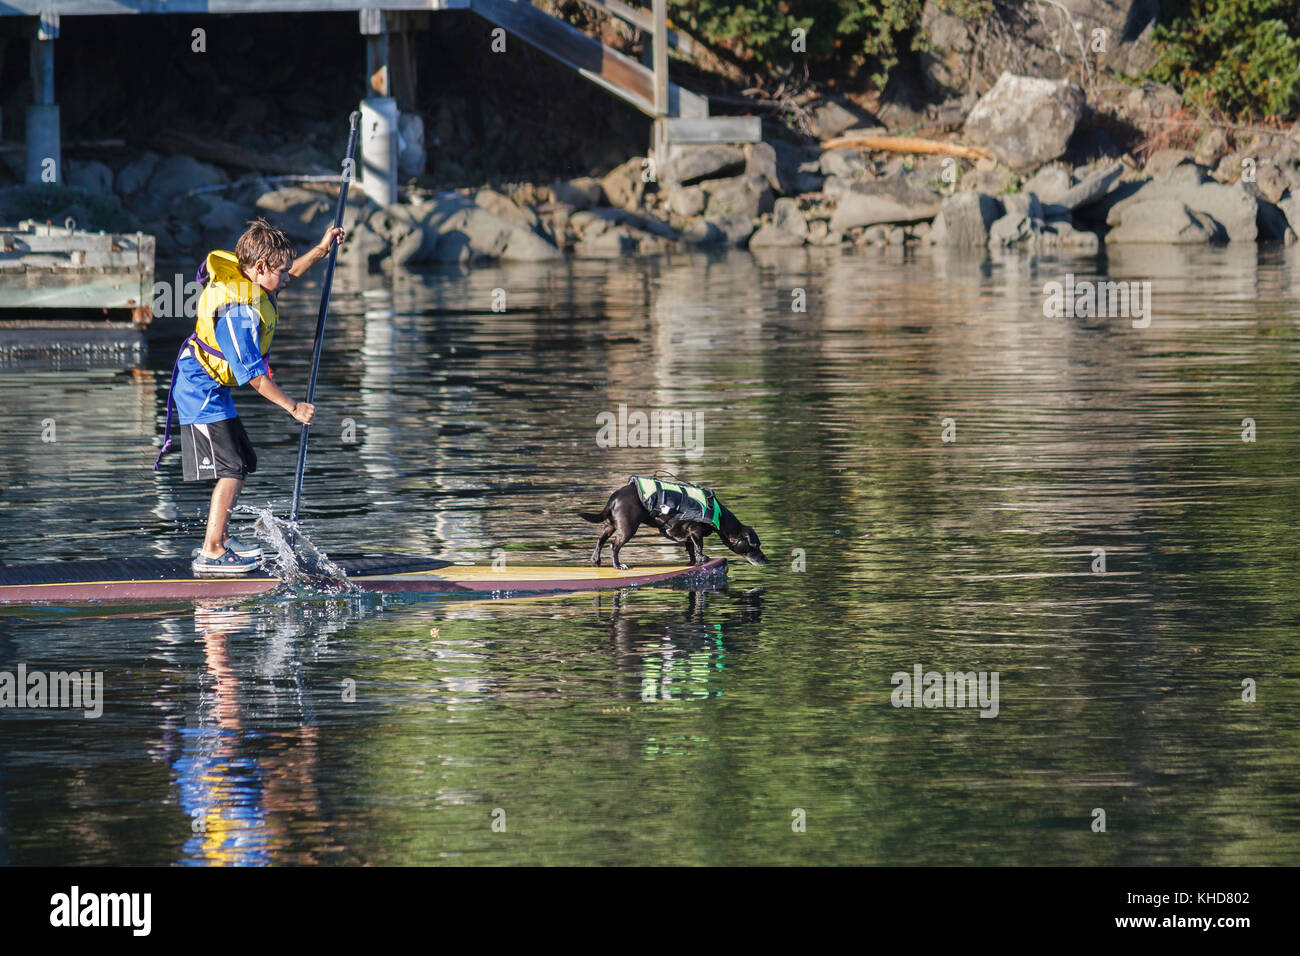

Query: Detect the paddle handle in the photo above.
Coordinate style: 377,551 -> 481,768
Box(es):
289,110 -> 362,528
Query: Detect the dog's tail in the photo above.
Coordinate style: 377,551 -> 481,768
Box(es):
578,509 -> 608,523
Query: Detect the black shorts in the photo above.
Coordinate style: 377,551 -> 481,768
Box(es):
180,418 -> 257,481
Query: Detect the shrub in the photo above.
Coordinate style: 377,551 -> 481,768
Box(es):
1149,0 -> 1300,117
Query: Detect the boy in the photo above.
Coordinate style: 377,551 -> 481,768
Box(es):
155,217 -> 343,574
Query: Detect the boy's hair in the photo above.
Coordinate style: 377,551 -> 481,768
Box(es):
235,217 -> 296,273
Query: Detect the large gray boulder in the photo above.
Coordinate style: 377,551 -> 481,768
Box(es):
829,172 -> 942,231
1104,177 -> 1259,242
114,152 -> 160,198
66,160 -> 115,196
703,175 -> 774,220
661,144 -> 746,187
964,73 -> 1086,170
475,188 -> 541,233
602,157 -> 647,211
1106,200 -> 1225,243
929,191 -> 1003,246
148,155 -> 229,200
432,205 -> 563,262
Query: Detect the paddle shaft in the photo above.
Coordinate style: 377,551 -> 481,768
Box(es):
289,110 -> 361,528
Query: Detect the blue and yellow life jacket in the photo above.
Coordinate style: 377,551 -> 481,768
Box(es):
153,250 -> 279,469
188,249 -> 278,386
629,476 -> 722,529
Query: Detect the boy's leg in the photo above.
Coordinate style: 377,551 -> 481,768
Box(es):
200,477 -> 243,558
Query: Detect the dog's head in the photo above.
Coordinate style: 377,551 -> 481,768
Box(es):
719,508 -> 767,566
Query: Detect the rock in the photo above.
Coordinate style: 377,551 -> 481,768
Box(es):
1123,82 -> 1182,123
1278,195 -> 1300,238
574,223 -> 671,257
772,197 -> 808,235
683,214 -> 754,246
255,186 -> 336,242
820,149 -> 871,180
809,100 -> 864,140
369,203 -> 429,261
922,1 -> 1160,97
397,113 -> 427,180
744,141 -> 787,194
662,144 -> 746,187
1194,128 -> 1230,168
197,196 -> 250,247
1021,167 -> 1071,205
433,205 -> 563,262
959,168 -> 1010,195
1055,161 -> 1124,211
602,157 -> 647,211
114,152 -> 160,198
703,174 -> 774,220
793,162 -> 825,194
1106,200 -> 1225,244
1184,181 -> 1260,242
929,190 -> 1003,246
750,197 -> 808,247
750,223 -> 806,248
1251,160 -> 1290,204
1040,219 -> 1101,251
475,188 -> 540,233
551,177 -> 605,210
66,160 -> 114,196
667,184 -> 707,217
1145,149 -> 1194,178
147,155 -> 229,200
988,212 -> 1040,247
858,225 -> 889,246
1002,192 -> 1043,220
828,172 -> 942,231
963,73 -> 1086,170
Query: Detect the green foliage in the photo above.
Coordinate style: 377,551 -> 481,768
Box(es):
669,0 -> 924,87
1150,0 -> 1300,117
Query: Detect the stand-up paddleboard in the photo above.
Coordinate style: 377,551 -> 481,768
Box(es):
0,554 -> 727,604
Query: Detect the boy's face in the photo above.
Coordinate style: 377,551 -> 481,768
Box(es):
249,257 -> 291,293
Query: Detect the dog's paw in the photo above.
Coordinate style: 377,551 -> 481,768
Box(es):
615,562 -> 630,570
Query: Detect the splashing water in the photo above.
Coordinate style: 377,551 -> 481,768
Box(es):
235,504 -> 358,593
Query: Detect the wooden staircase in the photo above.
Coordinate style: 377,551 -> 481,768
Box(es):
469,0 -> 759,144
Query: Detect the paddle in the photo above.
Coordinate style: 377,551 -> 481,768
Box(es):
289,109 -> 362,539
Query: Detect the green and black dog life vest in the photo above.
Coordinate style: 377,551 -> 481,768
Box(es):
629,476 -> 722,529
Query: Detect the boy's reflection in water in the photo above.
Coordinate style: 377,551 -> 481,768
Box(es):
173,604 -> 323,866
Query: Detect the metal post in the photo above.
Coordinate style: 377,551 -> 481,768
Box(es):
25,12 -> 60,185
359,9 -> 398,206
652,0 -> 668,117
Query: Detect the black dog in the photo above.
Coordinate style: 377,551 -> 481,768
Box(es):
580,477 -> 767,570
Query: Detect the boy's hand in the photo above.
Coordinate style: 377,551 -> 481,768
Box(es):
291,402 -> 315,424
315,226 -> 345,255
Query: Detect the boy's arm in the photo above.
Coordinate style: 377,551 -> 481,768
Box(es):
249,374 -> 314,424
287,226 -> 345,281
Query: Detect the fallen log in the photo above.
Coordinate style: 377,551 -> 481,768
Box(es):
822,134 -> 992,161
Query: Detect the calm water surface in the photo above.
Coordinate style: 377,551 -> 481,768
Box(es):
1,244 -> 1298,865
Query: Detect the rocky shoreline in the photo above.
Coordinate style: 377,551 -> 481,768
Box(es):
3,72 -> 1300,270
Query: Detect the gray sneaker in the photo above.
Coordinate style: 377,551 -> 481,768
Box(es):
192,536 -> 263,560
191,546 -> 260,576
